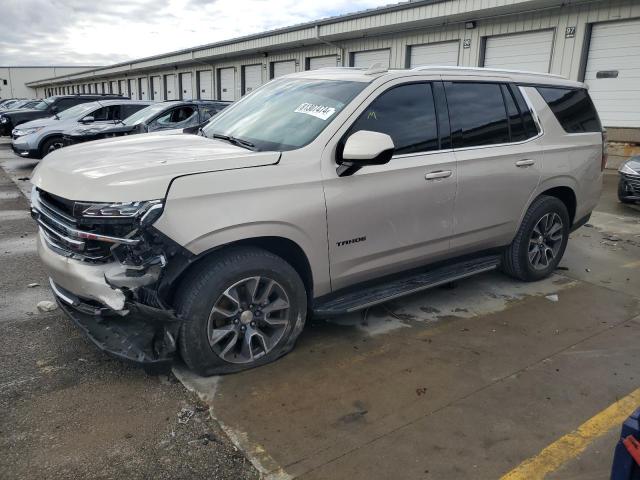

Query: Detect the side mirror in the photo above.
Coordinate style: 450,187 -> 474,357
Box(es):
50,105 -> 59,114
81,116 -> 95,123
338,130 -> 394,176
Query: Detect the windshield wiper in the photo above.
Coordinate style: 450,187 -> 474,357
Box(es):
212,133 -> 256,151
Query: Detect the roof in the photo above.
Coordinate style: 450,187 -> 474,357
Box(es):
290,65 -> 582,88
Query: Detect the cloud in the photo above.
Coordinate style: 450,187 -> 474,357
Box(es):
0,0 -> 393,66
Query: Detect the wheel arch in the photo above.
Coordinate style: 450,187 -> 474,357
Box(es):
38,133 -> 65,157
166,236 -> 315,309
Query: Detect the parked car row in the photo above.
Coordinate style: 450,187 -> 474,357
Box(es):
4,93 -> 231,158
0,98 -> 41,112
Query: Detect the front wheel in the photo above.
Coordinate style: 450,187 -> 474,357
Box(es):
40,136 -> 64,157
502,195 -> 570,281
176,247 -> 307,375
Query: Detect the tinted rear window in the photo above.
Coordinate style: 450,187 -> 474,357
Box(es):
445,82 -> 510,148
536,87 -> 601,133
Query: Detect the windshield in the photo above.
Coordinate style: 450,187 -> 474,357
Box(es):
202,78 -> 366,151
57,102 -> 101,120
32,99 -> 50,111
123,103 -> 174,125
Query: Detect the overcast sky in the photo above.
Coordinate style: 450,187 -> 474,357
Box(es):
1,0 -> 395,66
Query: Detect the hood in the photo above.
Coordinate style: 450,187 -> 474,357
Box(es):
622,156 -> 640,173
2,108 -> 43,117
31,133 -> 280,202
15,116 -> 58,130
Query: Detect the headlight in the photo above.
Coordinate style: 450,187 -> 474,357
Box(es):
76,200 -> 164,225
14,126 -> 44,136
620,163 -> 639,175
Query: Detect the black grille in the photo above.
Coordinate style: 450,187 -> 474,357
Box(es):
622,173 -> 640,193
33,189 -> 138,263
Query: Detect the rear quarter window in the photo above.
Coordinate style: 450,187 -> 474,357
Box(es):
536,87 -> 601,133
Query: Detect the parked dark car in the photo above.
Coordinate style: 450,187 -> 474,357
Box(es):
618,156 -> 640,204
0,99 -> 26,111
62,100 -> 231,145
0,94 -> 128,136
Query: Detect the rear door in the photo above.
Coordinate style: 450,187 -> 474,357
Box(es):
323,80 -> 457,289
444,79 -> 543,252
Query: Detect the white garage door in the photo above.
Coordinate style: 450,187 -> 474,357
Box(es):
308,55 -> 338,70
119,80 -> 128,97
197,70 -> 213,99
180,72 -> 193,99
151,76 -> 162,100
484,30 -> 554,73
219,68 -> 235,101
272,60 -> 296,78
110,81 -> 118,94
243,64 -> 262,95
584,19 -> 640,128
139,78 -> 149,100
352,49 -> 390,69
409,41 -> 459,67
128,79 -> 138,100
165,74 -> 177,100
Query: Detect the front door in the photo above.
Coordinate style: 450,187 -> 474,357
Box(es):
323,81 -> 457,290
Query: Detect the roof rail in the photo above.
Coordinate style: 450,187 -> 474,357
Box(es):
410,65 -> 565,78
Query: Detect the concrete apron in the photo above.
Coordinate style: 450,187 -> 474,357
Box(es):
176,205 -> 640,479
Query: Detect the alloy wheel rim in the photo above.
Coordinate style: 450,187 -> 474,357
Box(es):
48,142 -> 63,153
207,276 -> 290,364
528,212 -> 564,270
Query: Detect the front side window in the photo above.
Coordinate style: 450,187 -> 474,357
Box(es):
346,83 -> 439,155
445,82 -> 510,148
148,106 -> 198,130
536,87 -> 601,133
202,78 -> 367,151
57,101 -> 100,120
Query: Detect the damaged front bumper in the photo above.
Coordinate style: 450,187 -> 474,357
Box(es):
31,188 -> 192,369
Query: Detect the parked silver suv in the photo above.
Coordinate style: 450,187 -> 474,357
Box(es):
12,99 -> 152,158
31,66 -> 604,375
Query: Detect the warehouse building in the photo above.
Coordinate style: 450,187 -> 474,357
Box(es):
25,0 -> 640,140
0,66 -> 99,99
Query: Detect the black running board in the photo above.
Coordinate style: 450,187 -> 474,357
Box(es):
313,255 -> 501,317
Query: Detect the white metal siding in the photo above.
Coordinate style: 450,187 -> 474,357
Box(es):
272,60 -> 296,78
584,18 -> 640,128
484,30 -> 554,73
151,76 -> 162,100
197,70 -> 213,99
352,49 -> 390,68
409,41 -> 460,67
219,68 -> 235,101
243,64 -> 262,95
308,55 -> 338,70
180,72 -> 193,99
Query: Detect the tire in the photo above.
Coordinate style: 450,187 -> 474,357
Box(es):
176,246 -> 307,375
502,195 -> 570,282
40,136 -> 64,158
618,178 -> 635,204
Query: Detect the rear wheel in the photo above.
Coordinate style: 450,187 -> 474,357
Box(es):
176,247 -> 307,375
502,195 -> 570,281
40,136 -> 64,157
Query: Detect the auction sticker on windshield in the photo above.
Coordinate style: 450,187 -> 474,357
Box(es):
294,103 -> 336,120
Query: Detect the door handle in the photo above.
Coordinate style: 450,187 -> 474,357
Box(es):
425,170 -> 452,180
515,159 -> 535,167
